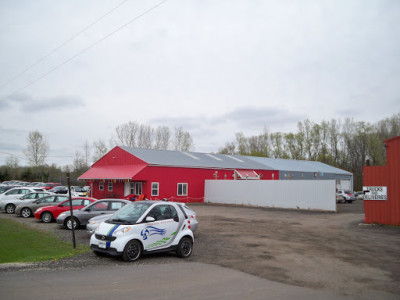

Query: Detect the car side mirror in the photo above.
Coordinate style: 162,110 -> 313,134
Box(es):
85,208 -> 91,212
146,216 -> 155,222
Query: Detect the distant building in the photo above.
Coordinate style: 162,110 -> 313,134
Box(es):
79,146 -> 352,202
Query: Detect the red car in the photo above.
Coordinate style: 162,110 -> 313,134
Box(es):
34,197 -> 97,223
38,182 -> 62,190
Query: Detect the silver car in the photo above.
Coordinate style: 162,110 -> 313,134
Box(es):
15,195 -> 69,218
0,191 -> 52,214
87,213 -> 113,235
56,199 -> 130,230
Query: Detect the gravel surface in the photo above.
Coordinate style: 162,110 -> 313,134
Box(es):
1,201 -> 399,299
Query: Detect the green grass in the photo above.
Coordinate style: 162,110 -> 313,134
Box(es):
0,218 -> 89,264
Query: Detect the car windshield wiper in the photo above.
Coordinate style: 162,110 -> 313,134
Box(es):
109,218 -> 132,225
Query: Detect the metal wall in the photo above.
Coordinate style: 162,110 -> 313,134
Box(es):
363,136 -> 400,225
205,180 -> 337,211
278,171 -> 353,191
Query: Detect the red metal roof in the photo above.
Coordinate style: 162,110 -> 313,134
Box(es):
79,164 -> 146,180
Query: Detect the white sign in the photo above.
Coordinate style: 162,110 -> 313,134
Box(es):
363,186 -> 388,200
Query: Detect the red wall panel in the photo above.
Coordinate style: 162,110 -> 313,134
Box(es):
363,136 -> 400,225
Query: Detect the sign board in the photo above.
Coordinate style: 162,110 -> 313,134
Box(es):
363,186 -> 387,200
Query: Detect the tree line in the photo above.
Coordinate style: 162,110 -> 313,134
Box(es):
218,113 -> 400,190
1,114 -> 399,190
0,122 -> 194,183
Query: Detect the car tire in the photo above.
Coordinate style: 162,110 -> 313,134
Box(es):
21,208 -> 32,218
65,217 -> 80,230
5,204 -> 15,214
122,240 -> 142,262
41,212 -> 53,223
176,237 -> 193,258
348,200 -> 353,204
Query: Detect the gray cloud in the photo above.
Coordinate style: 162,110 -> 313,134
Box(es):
7,93 -> 85,112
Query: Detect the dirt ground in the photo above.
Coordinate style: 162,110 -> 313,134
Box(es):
1,200 -> 399,299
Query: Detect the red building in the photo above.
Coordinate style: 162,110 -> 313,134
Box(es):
363,136 -> 400,225
79,146 -> 278,202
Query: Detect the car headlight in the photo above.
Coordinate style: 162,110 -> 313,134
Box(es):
113,226 -> 132,236
36,208 -> 43,212
59,213 -> 67,218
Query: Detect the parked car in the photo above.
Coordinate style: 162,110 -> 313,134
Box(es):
90,200 -> 194,262
86,201 -> 198,235
57,199 -> 130,230
0,191 -> 53,214
336,190 -> 356,203
354,191 -> 364,200
0,185 -> 17,194
15,195 -> 69,218
87,214 -> 112,235
70,186 -> 87,197
38,182 -> 61,190
49,186 -> 68,194
34,197 -> 97,223
0,187 -> 46,201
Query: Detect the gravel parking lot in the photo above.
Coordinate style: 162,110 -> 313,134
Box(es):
1,200 -> 399,299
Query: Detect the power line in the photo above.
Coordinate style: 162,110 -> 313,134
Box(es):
0,0 -> 130,91
0,0 -> 168,104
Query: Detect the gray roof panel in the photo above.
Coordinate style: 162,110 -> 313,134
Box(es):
119,146 -> 351,175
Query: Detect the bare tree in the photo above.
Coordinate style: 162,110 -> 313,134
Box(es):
173,127 -> 193,151
154,126 -> 171,150
137,124 -> 153,148
115,121 -> 139,147
24,130 -> 49,167
92,139 -> 109,162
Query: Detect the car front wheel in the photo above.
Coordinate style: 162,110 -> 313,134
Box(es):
41,212 -> 53,223
5,204 -> 15,214
176,237 -> 193,258
21,208 -> 32,218
65,217 -> 80,230
122,240 -> 142,262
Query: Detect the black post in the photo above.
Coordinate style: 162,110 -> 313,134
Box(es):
67,172 -> 76,249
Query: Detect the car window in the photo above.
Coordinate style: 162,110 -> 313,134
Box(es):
148,204 -> 178,221
38,193 -> 48,198
20,189 -> 31,194
110,202 -> 125,210
23,193 -> 37,199
6,189 -> 20,195
56,196 -> 69,202
40,196 -> 56,203
82,199 -> 92,206
92,201 -> 108,211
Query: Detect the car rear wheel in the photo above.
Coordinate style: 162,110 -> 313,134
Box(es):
176,237 -> 193,258
122,240 -> 142,262
5,204 -> 15,214
41,212 -> 53,223
65,217 -> 80,230
21,208 -> 32,218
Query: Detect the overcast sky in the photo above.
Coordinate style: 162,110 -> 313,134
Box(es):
0,0 -> 399,167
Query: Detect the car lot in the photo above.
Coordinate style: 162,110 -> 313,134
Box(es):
1,201 -> 399,299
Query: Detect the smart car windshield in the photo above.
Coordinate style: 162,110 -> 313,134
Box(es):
107,202 -> 151,225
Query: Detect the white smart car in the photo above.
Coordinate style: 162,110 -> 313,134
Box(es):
90,201 -> 194,262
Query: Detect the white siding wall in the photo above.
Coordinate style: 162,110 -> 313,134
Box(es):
205,180 -> 337,212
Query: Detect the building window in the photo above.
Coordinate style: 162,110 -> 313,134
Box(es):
151,182 -> 159,196
129,182 -> 134,194
99,182 -> 104,191
135,182 -> 142,195
177,183 -> 188,196
108,181 -> 113,192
